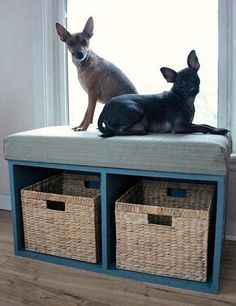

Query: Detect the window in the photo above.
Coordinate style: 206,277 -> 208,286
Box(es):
32,0 -> 236,153
67,0 -> 218,129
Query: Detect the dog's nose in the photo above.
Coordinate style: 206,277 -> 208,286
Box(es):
76,51 -> 85,60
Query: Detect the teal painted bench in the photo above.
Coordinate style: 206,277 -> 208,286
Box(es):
4,126 -> 232,293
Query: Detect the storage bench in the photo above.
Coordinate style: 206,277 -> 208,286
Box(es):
4,126 -> 232,293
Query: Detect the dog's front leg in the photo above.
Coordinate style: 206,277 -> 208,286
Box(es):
188,123 -> 228,135
82,92 -> 97,130
74,92 -> 97,131
72,110 -> 88,131
173,123 -> 228,135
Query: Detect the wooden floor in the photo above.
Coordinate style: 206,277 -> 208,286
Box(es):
0,210 -> 236,306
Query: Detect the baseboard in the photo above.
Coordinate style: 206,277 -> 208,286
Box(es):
0,194 -> 11,210
226,234 -> 236,241
226,221 -> 236,241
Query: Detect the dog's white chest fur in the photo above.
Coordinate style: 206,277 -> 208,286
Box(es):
150,121 -> 172,133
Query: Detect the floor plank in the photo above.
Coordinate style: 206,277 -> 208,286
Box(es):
0,210 -> 236,306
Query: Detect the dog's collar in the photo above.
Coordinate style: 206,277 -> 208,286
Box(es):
172,91 -> 183,102
72,51 -> 90,67
172,90 -> 195,112
79,51 -> 89,64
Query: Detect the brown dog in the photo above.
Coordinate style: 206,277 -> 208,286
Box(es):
56,17 -> 137,131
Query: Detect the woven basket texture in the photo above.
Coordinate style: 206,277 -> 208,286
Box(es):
21,172 -> 101,263
115,180 -> 215,281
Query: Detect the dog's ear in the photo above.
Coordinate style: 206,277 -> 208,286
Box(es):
160,67 -> 177,83
83,17 -> 94,38
187,50 -> 200,71
55,23 -> 71,42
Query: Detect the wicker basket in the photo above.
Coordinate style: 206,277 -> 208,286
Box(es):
115,180 -> 215,281
21,172 -> 101,263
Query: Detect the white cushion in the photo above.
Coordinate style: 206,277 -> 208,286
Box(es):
4,126 -> 231,175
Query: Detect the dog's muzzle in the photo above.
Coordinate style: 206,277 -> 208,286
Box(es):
74,51 -> 87,62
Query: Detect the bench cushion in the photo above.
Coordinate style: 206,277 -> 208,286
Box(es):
4,126 -> 231,175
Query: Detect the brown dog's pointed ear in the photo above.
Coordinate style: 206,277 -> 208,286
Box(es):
83,17 -> 94,38
160,67 -> 177,83
187,50 -> 200,71
55,23 -> 71,42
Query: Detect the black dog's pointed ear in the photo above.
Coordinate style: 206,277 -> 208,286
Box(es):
83,16 -> 94,38
55,23 -> 71,42
187,50 -> 200,71
160,67 -> 177,83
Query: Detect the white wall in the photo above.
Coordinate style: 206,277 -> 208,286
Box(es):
0,0 -> 35,199
0,1 -> 235,240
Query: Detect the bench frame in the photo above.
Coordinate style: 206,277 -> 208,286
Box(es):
8,159 -> 227,294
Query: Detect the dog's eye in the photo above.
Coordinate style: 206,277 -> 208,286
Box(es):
67,40 -> 74,47
80,39 -> 87,46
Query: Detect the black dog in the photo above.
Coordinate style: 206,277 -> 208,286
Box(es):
98,50 -> 228,137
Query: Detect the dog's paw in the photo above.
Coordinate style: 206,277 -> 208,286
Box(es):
72,125 -> 88,132
72,126 -> 80,131
212,128 -> 229,135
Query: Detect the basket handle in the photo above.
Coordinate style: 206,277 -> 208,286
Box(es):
167,187 -> 187,198
148,214 -> 172,227
46,200 -> 65,211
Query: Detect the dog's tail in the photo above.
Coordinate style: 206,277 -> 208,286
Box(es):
98,115 -> 116,138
